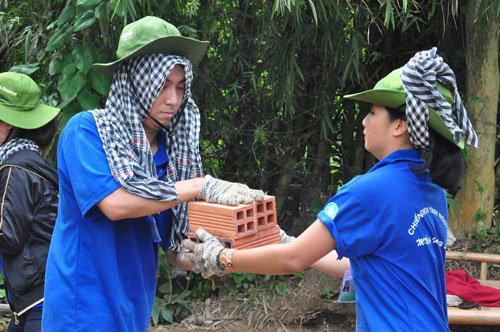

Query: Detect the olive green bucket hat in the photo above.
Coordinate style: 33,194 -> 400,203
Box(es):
344,68 -> 462,148
93,16 -> 209,76
0,72 -> 61,129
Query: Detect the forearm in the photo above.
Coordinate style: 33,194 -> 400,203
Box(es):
311,251 -> 350,278
98,177 -> 204,220
231,243 -> 309,275
232,220 -> 336,275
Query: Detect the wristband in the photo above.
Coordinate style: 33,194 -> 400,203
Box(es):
215,247 -> 225,270
219,248 -> 236,272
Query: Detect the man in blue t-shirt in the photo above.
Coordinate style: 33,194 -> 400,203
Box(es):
42,17 -> 264,332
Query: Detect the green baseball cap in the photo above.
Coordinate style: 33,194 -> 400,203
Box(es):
344,68 -> 463,148
0,72 -> 61,129
93,16 -> 209,76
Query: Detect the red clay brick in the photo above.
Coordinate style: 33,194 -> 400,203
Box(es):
187,197 -> 281,249
256,196 -> 277,231
188,201 -> 257,239
187,225 -> 281,250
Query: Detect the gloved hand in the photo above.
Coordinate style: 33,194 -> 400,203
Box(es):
280,228 -> 296,244
197,175 -> 265,205
177,249 -> 201,274
181,228 -> 225,278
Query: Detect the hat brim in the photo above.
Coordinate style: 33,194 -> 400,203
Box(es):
0,103 -> 61,129
344,89 -> 406,109
92,36 -> 209,76
344,88 -> 464,148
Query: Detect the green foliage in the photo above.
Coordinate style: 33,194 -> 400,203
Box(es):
320,286 -> 335,299
447,196 -> 462,221
230,272 -> 257,291
230,271 -> 290,296
229,272 -> 303,296
152,290 -> 193,325
468,224 -> 500,254
0,274 -> 6,304
473,208 -> 487,222
152,250 -> 213,326
1,0 -> 491,235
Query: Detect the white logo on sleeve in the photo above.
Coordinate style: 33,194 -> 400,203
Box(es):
324,202 -> 339,220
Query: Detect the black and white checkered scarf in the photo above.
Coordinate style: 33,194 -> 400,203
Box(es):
400,47 -> 479,149
90,54 -> 203,250
0,138 -> 40,166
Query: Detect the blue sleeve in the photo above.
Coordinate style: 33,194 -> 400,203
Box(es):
317,186 -> 380,259
59,112 -> 120,216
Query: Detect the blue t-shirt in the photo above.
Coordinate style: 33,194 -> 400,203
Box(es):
318,149 -> 449,332
43,111 -> 172,332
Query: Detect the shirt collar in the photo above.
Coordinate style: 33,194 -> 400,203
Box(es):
367,149 -> 422,174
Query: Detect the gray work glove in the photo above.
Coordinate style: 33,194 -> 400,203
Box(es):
280,228 -> 296,244
181,228 -> 225,279
197,175 -> 265,205
177,249 -> 201,274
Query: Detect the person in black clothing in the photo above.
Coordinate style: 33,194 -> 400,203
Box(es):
0,72 -> 61,332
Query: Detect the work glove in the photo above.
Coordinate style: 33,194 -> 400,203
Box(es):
279,228 -> 296,244
177,249 -> 201,274
197,175 -> 265,205
182,228 -> 226,278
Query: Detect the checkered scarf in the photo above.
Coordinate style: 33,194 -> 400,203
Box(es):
90,54 -> 203,250
400,47 -> 479,149
0,138 -> 40,166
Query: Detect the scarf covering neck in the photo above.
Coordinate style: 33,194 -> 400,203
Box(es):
90,54 -> 203,250
400,47 -> 479,149
0,138 -> 40,166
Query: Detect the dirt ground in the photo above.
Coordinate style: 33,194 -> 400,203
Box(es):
148,236 -> 500,332
150,268 -> 356,332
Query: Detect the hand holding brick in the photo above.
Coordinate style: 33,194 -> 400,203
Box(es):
182,228 -> 225,278
197,175 -> 265,205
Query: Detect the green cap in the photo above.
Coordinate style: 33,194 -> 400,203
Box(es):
0,72 -> 61,129
344,68 -> 463,148
93,16 -> 209,76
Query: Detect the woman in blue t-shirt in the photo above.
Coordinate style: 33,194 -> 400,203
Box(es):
182,48 -> 479,331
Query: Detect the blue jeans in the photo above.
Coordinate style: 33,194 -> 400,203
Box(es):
7,307 -> 42,332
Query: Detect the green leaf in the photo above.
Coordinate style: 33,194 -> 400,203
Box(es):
36,50 -> 46,62
307,0 -> 318,25
77,86 -> 101,110
49,54 -> 74,76
275,281 -> 287,295
110,0 -> 132,18
59,101 -> 81,127
58,65 -> 86,101
72,10 -> 96,32
8,63 -> 40,75
77,0 -> 101,6
157,282 -> 172,295
161,307 -> 173,323
72,43 -> 96,74
57,1 -> 76,27
60,63 -> 77,82
87,69 -> 111,95
204,16 -> 218,34
45,28 -> 72,51
151,303 -> 160,326
24,28 -> 32,63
